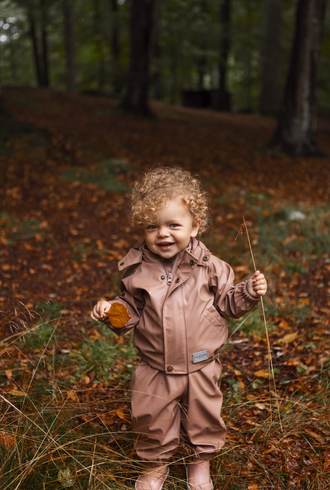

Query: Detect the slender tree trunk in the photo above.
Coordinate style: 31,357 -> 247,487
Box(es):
149,0 -> 162,99
110,0 -> 120,60
218,0 -> 231,111
259,0 -> 282,116
40,0 -> 50,87
94,0 -> 106,90
28,7 -> 43,87
152,40 -> 162,100
196,0 -> 208,91
271,0 -> 326,156
170,38 -> 177,104
63,0 -> 76,92
9,33 -> 18,82
109,0 -> 121,95
244,3 -> 252,112
0,73 -> 12,118
121,0 -> 160,116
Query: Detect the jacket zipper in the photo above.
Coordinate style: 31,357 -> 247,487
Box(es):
165,269 -> 172,286
163,252 -> 181,286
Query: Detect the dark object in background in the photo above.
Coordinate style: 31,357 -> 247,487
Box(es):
270,0 -> 326,156
182,90 -> 231,112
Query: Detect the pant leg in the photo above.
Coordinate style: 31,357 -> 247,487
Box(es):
130,361 -> 186,461
180,359 -> 227,459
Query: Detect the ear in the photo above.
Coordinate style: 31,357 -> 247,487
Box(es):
190,220 -> 200,238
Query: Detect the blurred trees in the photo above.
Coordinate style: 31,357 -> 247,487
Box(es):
218,0 -> 231,111
272,0 -> 327,155
120,0 -> 160,115
63,0 -> 76,92
259,0 -> 282,116
0,0 -> 329,135
27,0 -> 51,87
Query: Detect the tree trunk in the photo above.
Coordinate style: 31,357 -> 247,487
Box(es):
40,0 -> 50,87
259,0 -> 282,116
110,0 -> 120,59
0,79 -> 11,118
63,0 -> 76,92
28,7 -> 43,87
149,0 -> 162,99
218,0 -> 231,111
94,0 -> 106,91
196,0 -> 208,91
121,0 -> 160,116
271,0 -> 326,156
109,0 -> 122,95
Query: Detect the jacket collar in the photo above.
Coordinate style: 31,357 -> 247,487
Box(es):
118,247 -> 143,271
186,238 -> 211,266
118,238 -> 211,271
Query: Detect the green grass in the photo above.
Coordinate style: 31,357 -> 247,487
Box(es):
70,324 -> 136,383
61,159 -> 133,193
1,306 -> 329,489
255,204 -> 330,265
0,213 -> 43,244
1,189 -> 330,488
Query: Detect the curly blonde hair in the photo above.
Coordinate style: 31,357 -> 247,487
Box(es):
130,166 -> 209,234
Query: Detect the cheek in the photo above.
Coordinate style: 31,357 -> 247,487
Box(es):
144,232 -> 155,244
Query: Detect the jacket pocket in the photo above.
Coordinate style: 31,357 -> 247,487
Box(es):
202,306 -> 226,328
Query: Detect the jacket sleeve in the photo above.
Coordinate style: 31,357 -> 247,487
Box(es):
102,268 -> 144,336
210,258 -> 260,319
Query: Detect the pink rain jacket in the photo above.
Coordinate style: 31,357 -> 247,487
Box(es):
106,239 -> 259,374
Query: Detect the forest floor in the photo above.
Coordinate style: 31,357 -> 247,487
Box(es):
0,87 -> 330,489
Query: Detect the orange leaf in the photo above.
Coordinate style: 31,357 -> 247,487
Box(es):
255,369 -> 270,378
105,303 -> 131,329
115,408 -> 130,423
0,431 -> 15,448
281,332 -> 298,344
304,429 -> 323,444
263,447 -> 276,455
248,483 -> 259,490
254,402 -> 267,410
285,359 -> 301,366
115,409 -> 126,420
278,319 -> 290,329
10,389 -> 26,397
67,390 -> 79,402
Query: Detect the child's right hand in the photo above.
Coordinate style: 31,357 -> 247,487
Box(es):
90,301 -> 111,321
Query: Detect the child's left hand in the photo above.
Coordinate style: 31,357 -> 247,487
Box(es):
247,270 -> 267,298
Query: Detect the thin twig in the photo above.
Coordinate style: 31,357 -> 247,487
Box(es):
242,217 -> 283,432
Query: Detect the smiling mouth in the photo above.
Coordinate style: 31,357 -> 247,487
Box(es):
158,242 -> 175,250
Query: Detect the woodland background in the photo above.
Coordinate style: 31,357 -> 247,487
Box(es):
0,0 -> 330,489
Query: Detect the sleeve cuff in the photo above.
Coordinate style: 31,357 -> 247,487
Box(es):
241,281 -> 260,303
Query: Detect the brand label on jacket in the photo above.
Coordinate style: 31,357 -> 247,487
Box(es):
192,350 -> 208,363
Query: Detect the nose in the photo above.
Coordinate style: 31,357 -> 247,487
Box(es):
157,226 -> 169,238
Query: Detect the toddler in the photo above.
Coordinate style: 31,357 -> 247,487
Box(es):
91,167 -> 267,490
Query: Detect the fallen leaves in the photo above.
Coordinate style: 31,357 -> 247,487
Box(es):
281,332 -> 298,344
248,483 -> 259,490
1,87 -> 330,489
9,389 -> 26,397
105,303 -> 131,328
254,402 -> 267,410
255,369 -> 270,379
0,431 -> 15,448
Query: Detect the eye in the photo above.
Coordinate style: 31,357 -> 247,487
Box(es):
146,224 -> 157,230
170,223 -> 180,228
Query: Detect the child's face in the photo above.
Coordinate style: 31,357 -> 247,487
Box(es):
143,200 -> 199,259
